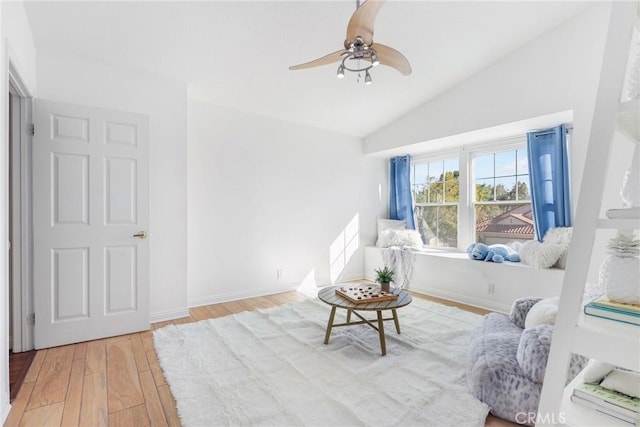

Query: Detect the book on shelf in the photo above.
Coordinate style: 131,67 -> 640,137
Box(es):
590,295 -> 640,314
570,395 -> 639,424
573,382 -> 640,416
584,296 -> 640,326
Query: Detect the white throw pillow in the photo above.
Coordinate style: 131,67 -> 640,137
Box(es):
376,218 -> 407,247
543,227 -> 573,269
519,240 -> 566,269
543,227 -> 573,245
525,297 -> 560,329
582,359 -> 615,384
601,369 -> 640,398
378,229 -> 423,248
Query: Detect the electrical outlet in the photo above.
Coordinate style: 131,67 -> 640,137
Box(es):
276,269 -> 284,279
488,283 -> 496,294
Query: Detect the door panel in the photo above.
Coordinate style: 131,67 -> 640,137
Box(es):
104,245 -> 137,313
52,153 -> 89,226
105,121 -> 137,146
105,157 -> 137,224
52,247 -> 89,321
33,99 -> 149,349
51,114 -> 89,142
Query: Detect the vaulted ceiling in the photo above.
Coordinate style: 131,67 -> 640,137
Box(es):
24,1 -> 591,137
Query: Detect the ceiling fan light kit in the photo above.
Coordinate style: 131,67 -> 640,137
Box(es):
289,0 -> 411,84
337,36 -> 379,83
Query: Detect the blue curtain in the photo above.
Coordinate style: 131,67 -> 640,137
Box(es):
527,125 -> 571,241
389,155 -> 416,229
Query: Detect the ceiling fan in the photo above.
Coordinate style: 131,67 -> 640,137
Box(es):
289,0 -> 411,84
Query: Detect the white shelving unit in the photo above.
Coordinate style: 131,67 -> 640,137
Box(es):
537,2 -> 640,427
596,218 -> 640,229
572,313 -> 640,373
559,370 -> 635,427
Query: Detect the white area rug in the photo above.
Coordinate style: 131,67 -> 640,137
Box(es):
153,296 -> 489,427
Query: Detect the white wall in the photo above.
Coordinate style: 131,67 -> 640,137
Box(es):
2,1 -> 36,91
35,52 -> 189,321
187,99 -> 387,305
1,0 -> 37,420
364,3 -> 633,287
364,3 -> 611,214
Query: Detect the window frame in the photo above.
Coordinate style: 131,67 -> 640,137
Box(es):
410,137 -> 534,250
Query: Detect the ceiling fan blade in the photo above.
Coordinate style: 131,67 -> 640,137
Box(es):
345,0 -> 384,48
289,50 -> 347,70
372,43 -> 412,75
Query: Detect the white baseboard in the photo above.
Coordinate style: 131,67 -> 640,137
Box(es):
150,307 -> 191,324
409,286 -> 510,314
188,283 -> 300,308
187,275 -> 367,309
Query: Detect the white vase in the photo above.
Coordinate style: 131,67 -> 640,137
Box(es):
620,167 -> 640,207
599,255 -> 640,304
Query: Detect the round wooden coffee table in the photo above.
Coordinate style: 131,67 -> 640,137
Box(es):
318,284 -> 412,356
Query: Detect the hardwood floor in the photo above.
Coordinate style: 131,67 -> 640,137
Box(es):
4,290 -> 516,427
9,351 -> 36,402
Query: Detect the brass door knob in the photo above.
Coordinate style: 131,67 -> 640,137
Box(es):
133,231 -> 148,239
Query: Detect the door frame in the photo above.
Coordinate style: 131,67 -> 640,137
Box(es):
8,60 -> 33,352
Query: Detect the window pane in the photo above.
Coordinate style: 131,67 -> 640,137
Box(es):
475,203 -> 533,244
428,161 -> 444,182
495,151 -> 516,177
517,176 -> 530,200
474,154 -> 493,179
517,149 -> 529,175
413,163 -> 428,185
438,205 -> 458,247
416,205 -> 458,248
444,179 -> 459,202
443,159 -> 459,202
413,185 -> 428,203
475,179 -> 494,201
444,159 -> 459,177
429,182 -> 444,203
495,176 -> 517,201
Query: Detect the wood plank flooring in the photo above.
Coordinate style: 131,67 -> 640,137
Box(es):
9,350 -> 36,402
4,290 -> 516,427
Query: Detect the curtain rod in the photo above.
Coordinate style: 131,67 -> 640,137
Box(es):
532,124 -> 573,138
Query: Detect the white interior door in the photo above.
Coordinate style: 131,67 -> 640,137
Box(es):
33,99 -> 150,349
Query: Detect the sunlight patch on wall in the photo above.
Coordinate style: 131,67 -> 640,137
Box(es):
329,213 -> 360,283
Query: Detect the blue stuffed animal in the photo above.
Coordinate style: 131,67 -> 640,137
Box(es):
466,243 -> 520,263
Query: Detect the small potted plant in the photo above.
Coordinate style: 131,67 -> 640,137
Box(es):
374,266 -> 395,293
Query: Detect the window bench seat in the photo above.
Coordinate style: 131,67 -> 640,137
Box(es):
364,246 -> 564,313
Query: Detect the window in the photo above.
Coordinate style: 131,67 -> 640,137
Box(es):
473,148 -> 533,245
411,158 -> 459,247
409,137 -> 543,250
